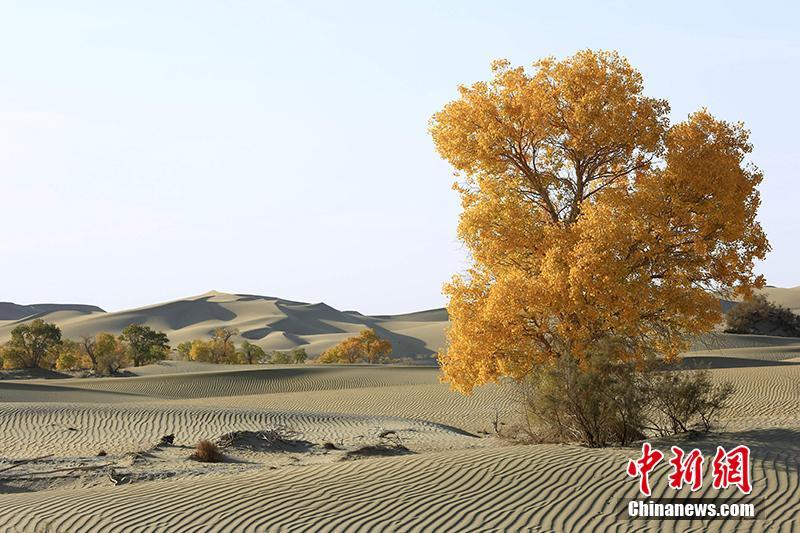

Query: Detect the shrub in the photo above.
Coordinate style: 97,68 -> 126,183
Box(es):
646,369 -> 735,435
291,347 -> 307,364
270,350 -> 292,364
511,350 -> 734,447
190,440 -> 223,462
725,295 -> 800,337
319,329 -> 392,364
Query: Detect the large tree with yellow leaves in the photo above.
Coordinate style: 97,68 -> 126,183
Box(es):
430,50 -> 769,393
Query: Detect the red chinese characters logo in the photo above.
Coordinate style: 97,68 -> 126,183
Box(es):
627,443 -> 664,497
712,445 -> 752,494
627,443 -> 752,496
668,446 -> 704,491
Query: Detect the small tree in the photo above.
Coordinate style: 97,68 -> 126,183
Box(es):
319,329 -> 393,364
238,340 -> 266,364
210,327 -> 239,364
189,339 -> 213,363
360,330 -> 392,364
79,336 -> 98,371
176,341 -> 193,360
291,347 -> 307,364
2,319 -> 62,369
120,324 -> 170,367
95,332 -> 128,375
270,350 -> 292,364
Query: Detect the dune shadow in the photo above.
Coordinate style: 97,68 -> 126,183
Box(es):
116,296 -> 237,331
0,381 -> 147,402
0,368 -> 72,380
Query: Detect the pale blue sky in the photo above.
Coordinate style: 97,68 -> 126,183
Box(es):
2,1 -> 798,313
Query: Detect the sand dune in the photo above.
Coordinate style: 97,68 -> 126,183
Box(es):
0,352 -> 798,531
2,293 -> 800,530
760,285 -> 800,312
0,432 -> 796,531
4,288 -> 800,362
0,291 -> 447,360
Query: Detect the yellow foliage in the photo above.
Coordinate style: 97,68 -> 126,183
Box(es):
94,333 -> 128,375
188,331 -> 238,364
319,329 -> 393,364
55,340 -> 87,371
430,50 -> 769,393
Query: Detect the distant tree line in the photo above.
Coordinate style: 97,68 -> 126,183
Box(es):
0,321 -> 170,375
1,321 -> 396,374
174,327 -> 307,365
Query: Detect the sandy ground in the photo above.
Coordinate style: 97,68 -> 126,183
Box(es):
0,333 -> 798,532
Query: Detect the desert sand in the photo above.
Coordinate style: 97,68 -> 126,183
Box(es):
0,291 -> 449,362
1,290 -> 799,531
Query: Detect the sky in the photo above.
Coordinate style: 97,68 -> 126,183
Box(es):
1,1 -> 799,314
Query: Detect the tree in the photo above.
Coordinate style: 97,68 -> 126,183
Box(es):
238,340 -> 266,364
359,330 -> 392,364
120,324 -> 170,367
429,50 -> 769,393
207,327 -> 238,364
319,329 -> 393,364
188,339 -> 214,363
2,319 -> 62,369
55,339 -> 85,371
291,347 -> 307,364
270,350 -> 292,364
79,335 -> 98,371
94,332 -> 128,375
176,341 -> 193,360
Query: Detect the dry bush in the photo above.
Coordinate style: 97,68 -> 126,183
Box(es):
646,369 -> 735,435
217,426 -> 311,451
190,440 -> 223,462
510,351 -> 735,448
725,295 -> 800,337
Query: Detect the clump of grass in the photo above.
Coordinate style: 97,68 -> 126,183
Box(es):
190,440 -> 223,463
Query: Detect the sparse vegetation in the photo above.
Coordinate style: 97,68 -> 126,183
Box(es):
510,350 -> 735,447
725,295 -> 800,337
190,440 -> 223,463
261,348 -> 308,364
